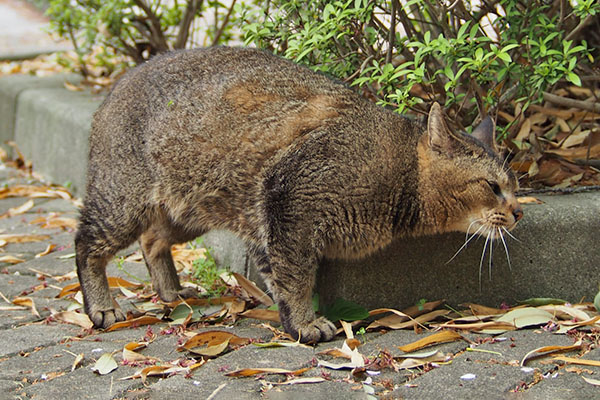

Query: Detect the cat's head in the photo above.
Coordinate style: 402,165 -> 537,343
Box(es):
417,103 -> 523,238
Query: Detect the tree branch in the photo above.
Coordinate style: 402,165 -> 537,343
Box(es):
565,14 -> 595,42
175,0 -> 204,49
542,92 -> 600,114
132,0 -> 169,51
386,0 -> 396,65
212,0 -> 237,46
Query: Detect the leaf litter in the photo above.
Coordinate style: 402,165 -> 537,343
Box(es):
36,231 -> 599,392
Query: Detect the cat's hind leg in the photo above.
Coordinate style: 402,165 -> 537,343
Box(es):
75,197 -> 145,328
139,209 -> 205,302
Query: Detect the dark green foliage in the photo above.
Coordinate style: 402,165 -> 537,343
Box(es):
322,297 -> 370,322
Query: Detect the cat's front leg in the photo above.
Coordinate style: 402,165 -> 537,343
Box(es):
251,245 -> 336,342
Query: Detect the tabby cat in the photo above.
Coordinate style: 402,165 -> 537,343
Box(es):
75,47 -> 523,342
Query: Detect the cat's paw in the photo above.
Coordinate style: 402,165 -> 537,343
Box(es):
294,316 -> 337,343
90,308 -> 126,329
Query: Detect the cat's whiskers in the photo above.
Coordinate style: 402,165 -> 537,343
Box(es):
502,226 -> 521,243
479,229 -> 492,290
498,227 -> 512,272
446,223 -> 486,265
465,218 -> 483,242
488,228 -> 494,280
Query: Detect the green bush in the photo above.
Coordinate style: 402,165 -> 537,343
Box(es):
47,0 -> 597,142
46,0 -> 243,75
238,0 -> 597,138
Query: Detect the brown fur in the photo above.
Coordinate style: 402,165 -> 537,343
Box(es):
75,47 -> 522,342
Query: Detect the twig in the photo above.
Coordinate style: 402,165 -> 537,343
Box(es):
0,290 -> 10,304
66,24 -> 91,77
207,383 -> 227,400
175,0 -> 204,49
542,92 -> 600,114
386,0 -> 396,65
211,0 -> 237,46
132,0 -> 169,51
565,14 -> 595,42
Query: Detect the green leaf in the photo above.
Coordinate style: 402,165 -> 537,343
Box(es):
168,303 -> 204,324
322,298 -> 369,322
566,72 -> 582,86
497,52 -> 512,63
594,289 -> 600,312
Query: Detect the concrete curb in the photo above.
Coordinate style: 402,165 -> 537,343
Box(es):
0,73 -> 598,309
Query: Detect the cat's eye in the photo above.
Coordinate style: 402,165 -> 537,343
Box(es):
487,180 -> 502,196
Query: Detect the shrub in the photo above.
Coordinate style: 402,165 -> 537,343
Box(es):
238,0 -> 597,139
46,0 -> 243,75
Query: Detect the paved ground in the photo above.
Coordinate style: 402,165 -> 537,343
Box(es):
0,164 -> 599,399
0,0 -> 70,60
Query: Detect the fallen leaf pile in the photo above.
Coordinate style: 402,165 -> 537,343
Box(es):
39,257 -> 600,392
504,86 -> 600,188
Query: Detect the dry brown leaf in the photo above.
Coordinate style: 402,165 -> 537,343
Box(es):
225,367 -> 311,377
12,296 -> 40,318
401,300 -> 446,317
345,338 -> 361,350
582,376 -> 600,386
432,320 -> 516,331
31,216 -> 78,230
57,276 -> 141,298
64,81 -> 83,91
317,348 -> 353,359
396,351 -> 447,369
0,185 -> 71,200
462,303 -> 510,316
520,341 -> 584,366
3,199 -> 34,217
180,330 -> 250,352
545,137 -> 600,160
0,234 -> 50,243
123,342 -> 153,362
271,377 -> 326,385
553,356 -> 600,367
516,118 -> 531,141
56,282 -> 81,298
164,296 -> 236,308
368,309 -> 450,330
231,272 -> 274,306
0,255 -> 25,264
228,298 -> 246,316
105,315 -> 162,332
539,304 -> 592,321
562,130 -> 591,148
189,338 -> 231,357
120,361 -> 205,382
398,330 -> 465,353
52,311 -> 93,329
240,308 -> 280,323
71,353 -> 84,371
517,196 -> 544,205
35,244 -> 56,258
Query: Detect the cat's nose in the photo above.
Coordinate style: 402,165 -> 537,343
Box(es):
512,207 -> 523,222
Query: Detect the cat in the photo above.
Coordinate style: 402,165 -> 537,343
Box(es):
75,46 -> 523,343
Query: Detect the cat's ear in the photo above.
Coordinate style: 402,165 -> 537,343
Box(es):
427,102 -> 455,152
471,116 -> 498,153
